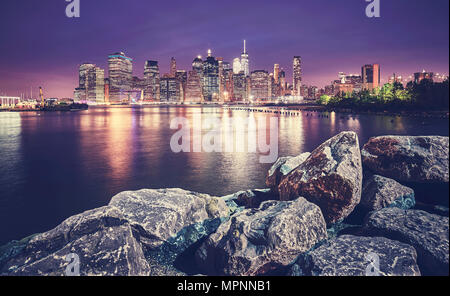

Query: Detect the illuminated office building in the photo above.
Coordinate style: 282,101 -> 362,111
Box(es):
160,77 -> 180,102
232,72 -> 247,101
362,64 -> 380,90
74,63 -> 105,103
240,40 -> 249,76
176,70 -> 187,102
202,49 -> 219,101
108,52 -> 133,102
293,56 -> 302,96
233,58 -> 241,74
186,70 -> 203,102
279,69 -> 286,95
144,60 -> 160,101
250,70 -> 270,100
274,64 -> 280,83
170,57 -> 177,78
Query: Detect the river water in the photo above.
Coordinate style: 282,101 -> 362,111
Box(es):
0,106 -> 448,244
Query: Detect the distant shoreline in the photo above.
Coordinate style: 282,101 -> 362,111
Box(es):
1,103 -> 449,119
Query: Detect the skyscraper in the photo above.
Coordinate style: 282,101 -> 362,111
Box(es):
108,52 -> 133,102
170,57 -> 177,78
144,60 -> 160,101
274,64 -> 280,84
74,63 -> 105,103
233,58 -> 242,74
186,70 -> 203,102
222,62 -> 233,101
217,57 -> 224,101
250,70 -> 270,100
232,72 -> 247,101
104,78 -> 110,103
192,56 -> 203,74
293,56 -> 302,96
202,49 -> 219,101
89,66 -> 105,103
160,77 -> 180,102
176,70 -> 187,102
185,56 -> 204,102
279,69 -> 286,95
362,64 -> 380,90
240,40 -> 249,76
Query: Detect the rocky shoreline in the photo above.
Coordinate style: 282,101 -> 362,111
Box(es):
0,132 -> 448,276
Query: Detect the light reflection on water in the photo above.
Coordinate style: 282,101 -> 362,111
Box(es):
0,106 -> 448,244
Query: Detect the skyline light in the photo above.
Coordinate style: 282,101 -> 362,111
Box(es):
0,0 -> 448,98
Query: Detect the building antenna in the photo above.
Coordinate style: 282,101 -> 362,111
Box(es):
244,40 -> 246,54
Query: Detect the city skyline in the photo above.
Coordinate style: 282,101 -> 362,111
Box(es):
0,0 -> 449,98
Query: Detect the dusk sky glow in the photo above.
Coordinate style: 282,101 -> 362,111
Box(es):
0,0 -> 448,98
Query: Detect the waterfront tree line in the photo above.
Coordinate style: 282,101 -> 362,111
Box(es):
317,78 -> 449,110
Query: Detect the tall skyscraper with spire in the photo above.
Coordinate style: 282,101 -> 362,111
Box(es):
240,40 -> 249,76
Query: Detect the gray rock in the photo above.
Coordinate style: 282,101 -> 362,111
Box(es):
278,131 -> 363,224
363,207 -> 449,275
266,153 -> 310,190
1,188 -> 232,276
294,235 -> 420,276
1,207 -> 151,276
361,135 -> 449,183
108,188 -> 230,254
361,174 -> 415,211
196,197 -> 327,276
224,188 -> 275,209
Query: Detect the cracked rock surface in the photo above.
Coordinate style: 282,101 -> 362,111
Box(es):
292,234 -> 420,276
278,131 -> 363,224
363,207 -> 449,275
361,135 -> 449,183
196,197 -> 327,276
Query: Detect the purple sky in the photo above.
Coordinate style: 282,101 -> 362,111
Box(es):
0,0 -> 448,98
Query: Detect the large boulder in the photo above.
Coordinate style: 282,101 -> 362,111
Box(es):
1,188 -> 231,276
0,207 -> 151,276
363,208 -> 449,275
278,131 -> 363,224
291,235 -> 420,276
361,135 -> 449,183
108,188 -> 230,264
196,197 -> 328,276
266,153 -> 310,190
360,174 -> 415,212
